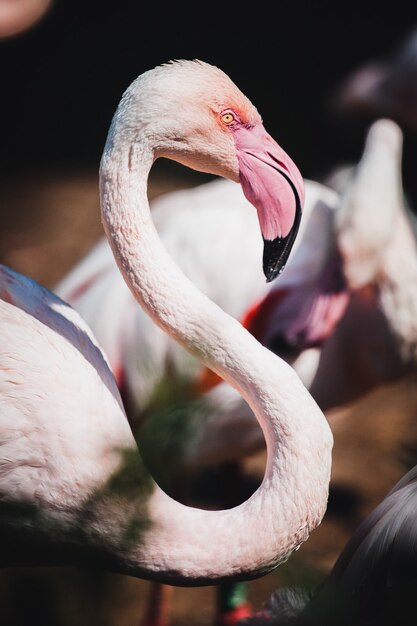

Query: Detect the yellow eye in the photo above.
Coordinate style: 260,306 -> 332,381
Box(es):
221,111 -> 236,125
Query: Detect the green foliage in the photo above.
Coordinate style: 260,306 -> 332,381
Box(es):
105,446 -> 153,499
136,375 -> 212,492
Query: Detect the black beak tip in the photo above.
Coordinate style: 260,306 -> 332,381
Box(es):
263,236 -> 291,283
264,262 -> 285,283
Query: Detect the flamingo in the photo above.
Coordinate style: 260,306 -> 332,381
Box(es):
329,25 -> 417,220
309,118 -> 417,411
237,463 -> 417,625
0,59 -> 333,625
54,172 -> 343,626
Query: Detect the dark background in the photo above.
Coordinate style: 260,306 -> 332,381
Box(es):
2,1 -> 417,185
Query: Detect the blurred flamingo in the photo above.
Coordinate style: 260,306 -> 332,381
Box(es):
0,60 -> 333,626
332,26 -> 417,134
329,25 -> 417,219
310,118 -> 417,411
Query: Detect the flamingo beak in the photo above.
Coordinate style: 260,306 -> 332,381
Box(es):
233,123 -> 305,282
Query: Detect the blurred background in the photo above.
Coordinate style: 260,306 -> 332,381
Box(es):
2,2 -> 417,625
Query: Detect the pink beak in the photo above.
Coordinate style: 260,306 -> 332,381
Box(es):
232,122 -> 305,282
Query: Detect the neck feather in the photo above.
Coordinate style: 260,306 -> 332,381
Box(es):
98,136 -> 333,583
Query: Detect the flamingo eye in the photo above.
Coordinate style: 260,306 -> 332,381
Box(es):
221,111 -> 236,125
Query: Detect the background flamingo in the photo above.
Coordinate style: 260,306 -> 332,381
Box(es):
331,25 -> 417,134
329,24 -> 417,219
310,118 -> 417,411
0,59 -> 332,624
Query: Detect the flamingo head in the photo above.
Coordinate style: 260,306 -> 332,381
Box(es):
116,59 -> 305,282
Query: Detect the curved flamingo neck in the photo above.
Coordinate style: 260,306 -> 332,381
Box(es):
99,134 -> 333,583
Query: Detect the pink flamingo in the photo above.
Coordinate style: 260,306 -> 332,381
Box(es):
0,60 -> 333,623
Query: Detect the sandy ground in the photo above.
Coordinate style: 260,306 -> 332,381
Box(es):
1,169 -> 417,625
